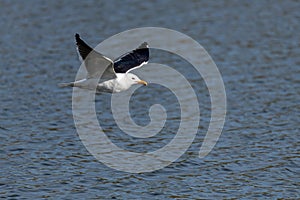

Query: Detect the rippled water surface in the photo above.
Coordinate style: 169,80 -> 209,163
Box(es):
1,0 -> 299,199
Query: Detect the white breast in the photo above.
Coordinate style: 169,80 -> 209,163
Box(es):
96,74 -> 132,93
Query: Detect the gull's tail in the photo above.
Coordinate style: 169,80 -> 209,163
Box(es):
58,82 -> 75,87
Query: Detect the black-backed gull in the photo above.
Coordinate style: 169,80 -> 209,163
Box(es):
59,34 -> 149,93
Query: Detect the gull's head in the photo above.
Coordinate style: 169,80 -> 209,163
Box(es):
126,73 -> 148,86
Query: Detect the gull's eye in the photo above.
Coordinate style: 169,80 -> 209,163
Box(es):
132,77 -> 135,80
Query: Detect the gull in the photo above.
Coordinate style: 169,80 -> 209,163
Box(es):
59,33 -> 149,93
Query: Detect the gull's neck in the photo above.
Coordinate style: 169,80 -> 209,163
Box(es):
114,73 -> 132,92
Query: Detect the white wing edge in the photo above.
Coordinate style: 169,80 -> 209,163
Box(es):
126,61 -> 148,73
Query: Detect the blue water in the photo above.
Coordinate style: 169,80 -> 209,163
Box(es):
0,0 -> 299,199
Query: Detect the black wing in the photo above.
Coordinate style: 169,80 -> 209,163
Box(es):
74,34 -> 116,79
75,33 -> 93,60
113,42 -> 149,73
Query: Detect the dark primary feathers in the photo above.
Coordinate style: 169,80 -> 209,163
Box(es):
75,33 -> 115,79
75,33 -> 93,60
75,33 -> 149,74
113,42 -> 149,73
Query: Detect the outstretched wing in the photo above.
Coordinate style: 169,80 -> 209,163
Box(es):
75,33 -> 116,80
113,42 -> 149,73
75,33 -> 93,61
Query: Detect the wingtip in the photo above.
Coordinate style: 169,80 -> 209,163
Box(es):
75,33 -> 80,40
139,42 -> 149,49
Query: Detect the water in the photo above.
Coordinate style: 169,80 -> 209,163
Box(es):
1,0 -> 299,199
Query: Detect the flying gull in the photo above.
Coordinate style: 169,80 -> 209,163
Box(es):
59,34 -> 149,93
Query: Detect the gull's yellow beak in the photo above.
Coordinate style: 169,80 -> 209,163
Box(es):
137,80 -> 148,86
